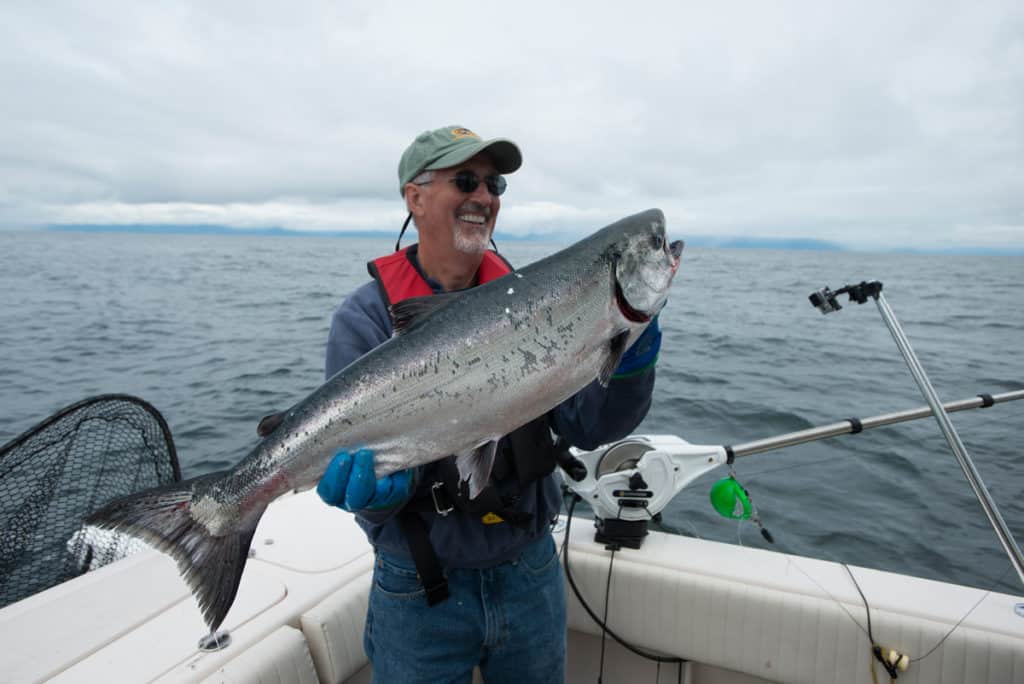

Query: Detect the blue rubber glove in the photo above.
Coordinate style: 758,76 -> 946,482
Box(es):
613,315 -> 662,378
316,448 -> 413,511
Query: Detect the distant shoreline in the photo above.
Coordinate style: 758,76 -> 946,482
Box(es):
44,222 -> 845,250
33,224 -> 1024,256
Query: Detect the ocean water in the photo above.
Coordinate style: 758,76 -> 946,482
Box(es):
1,230 -> 1022,595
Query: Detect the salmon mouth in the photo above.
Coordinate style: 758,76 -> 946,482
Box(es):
614,280 -> 652,323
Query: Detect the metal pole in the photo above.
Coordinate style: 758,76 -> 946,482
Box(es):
871,292 -> 1024,586
731,389 -> 1024,457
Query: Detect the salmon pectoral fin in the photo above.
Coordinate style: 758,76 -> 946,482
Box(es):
455,440 -> 499,500
598,330 -> 632,387
85,473 -> 264,633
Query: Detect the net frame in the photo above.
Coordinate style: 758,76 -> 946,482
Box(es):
0,394 -> 180,607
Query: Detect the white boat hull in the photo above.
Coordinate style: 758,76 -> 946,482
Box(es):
1,489 -> 1021,683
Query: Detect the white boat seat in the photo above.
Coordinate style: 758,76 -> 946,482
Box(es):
199,626 -> 319,684
300,573 -> 372,684
563,525 -> 1024,684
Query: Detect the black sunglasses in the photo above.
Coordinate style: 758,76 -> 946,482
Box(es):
448,170 -> 507,197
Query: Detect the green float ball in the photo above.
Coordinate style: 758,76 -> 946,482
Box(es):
709,477 -> 752,520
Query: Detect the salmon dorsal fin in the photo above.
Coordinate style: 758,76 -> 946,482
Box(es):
389,292 -> 464,336
256,411 -> 286,437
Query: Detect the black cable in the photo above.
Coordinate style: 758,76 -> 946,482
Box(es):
843,559 -> 1010,675
843,564 -> 874,640
654,661 -> 685,684
562,492 -> 687,667
845,564 -> 902,680
597,546 -> 616,682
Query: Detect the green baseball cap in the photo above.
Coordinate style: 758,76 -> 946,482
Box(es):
398,125 -> 522,195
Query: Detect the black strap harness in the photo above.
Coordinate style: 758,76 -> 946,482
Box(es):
394,414 -> 564,606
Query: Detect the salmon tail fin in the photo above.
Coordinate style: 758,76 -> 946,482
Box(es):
85,472 -> 263,633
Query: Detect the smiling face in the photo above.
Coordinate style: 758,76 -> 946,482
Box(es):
406,153 -> 501,257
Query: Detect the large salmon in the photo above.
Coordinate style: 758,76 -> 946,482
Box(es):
87,208 -> 683,632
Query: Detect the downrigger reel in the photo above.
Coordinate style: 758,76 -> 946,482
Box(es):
559,435 -> 741,549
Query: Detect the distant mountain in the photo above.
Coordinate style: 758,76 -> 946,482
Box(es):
42,224 -> 1023,255
45,223 -> 843,247
45,223 -> 551,241
49,223 -> 334,237
682,235 -> 844,251
889,245 -> 1024,256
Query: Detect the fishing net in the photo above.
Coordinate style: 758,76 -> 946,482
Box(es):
0,394 -> 180,608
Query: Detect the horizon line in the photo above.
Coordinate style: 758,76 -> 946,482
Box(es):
28,223 -> 1024,256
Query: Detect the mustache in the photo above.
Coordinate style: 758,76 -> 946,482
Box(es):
457,202 -> 492,218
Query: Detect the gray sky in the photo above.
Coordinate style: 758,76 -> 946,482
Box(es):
1,1 -> 1021,250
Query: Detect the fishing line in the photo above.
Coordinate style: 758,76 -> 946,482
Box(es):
741,453 -> 841,480
739,452 -> 1019,593
909,565 -> 1011,664
785,558 -> 870,637
739,437 -> 885,481
785,552 -> 1010,681
642,504 -> 702,540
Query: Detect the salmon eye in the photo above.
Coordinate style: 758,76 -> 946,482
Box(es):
650,234 -> 664,251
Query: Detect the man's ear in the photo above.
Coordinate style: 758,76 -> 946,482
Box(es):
404,184 -> 426,216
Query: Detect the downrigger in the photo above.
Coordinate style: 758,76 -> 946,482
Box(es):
557,280 -> 1024,578
554,279 -> 1024,682
557,380 -> 1024,552
558,434 -> 772,549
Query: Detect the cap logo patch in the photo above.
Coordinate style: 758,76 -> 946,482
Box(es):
450,127 -> 480,141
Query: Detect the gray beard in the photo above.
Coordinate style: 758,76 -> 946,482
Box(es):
453,224 -> 490,255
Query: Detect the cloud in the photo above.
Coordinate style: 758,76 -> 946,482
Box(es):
1,0 -> 1022,249
43,198 -> 405,232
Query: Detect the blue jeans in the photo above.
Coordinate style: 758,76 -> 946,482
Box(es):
364,532 -> 567,683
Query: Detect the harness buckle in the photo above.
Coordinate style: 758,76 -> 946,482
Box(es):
431,482 -> 454,516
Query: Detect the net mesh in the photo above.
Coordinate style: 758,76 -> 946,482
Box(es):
0,394 -> 180,608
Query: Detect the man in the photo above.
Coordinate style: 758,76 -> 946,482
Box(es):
319,125 -> 662,683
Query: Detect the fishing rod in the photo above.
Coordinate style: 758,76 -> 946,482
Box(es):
809,280 -> 1024,586
564,282 -> 1024,570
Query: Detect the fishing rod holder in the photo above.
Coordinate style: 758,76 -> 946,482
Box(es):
809,280 -> 883,314
809,280 -> 1024,586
